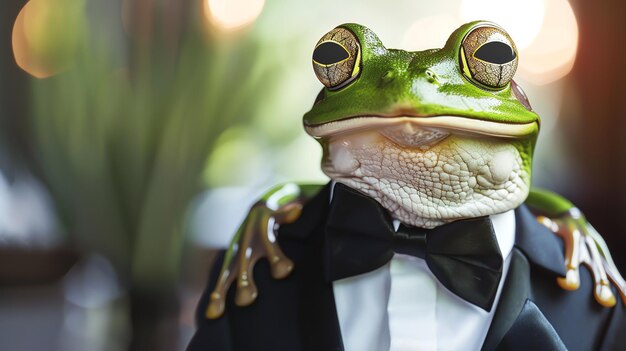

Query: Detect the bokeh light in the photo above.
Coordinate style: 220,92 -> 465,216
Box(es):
517,0 -> 579,85
12,0 -> 54,78
460,0 -> 545,50
401,15 -> 461,51
204,0 -> 265,31
12,0 -> 85,78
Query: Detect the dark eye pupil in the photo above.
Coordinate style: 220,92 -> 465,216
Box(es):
313,41 -> 350,65
473,41 -> 516,64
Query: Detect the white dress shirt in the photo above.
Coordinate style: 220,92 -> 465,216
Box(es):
330,186 -> 516,351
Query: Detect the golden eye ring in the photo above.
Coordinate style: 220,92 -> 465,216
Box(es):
459,25 -> 518,89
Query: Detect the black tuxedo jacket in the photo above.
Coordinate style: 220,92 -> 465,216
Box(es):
188,184 -> 626,351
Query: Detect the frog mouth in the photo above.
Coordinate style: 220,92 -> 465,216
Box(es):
304,116 -> 538,143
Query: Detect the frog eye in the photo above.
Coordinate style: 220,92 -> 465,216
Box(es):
459,25 -> 518,89
312,27 -> 361,90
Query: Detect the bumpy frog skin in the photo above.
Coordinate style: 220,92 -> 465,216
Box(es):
322,132 -> 530,228
204,21 -> 626,319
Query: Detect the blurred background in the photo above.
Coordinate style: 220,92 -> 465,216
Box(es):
0,0 -> 624,350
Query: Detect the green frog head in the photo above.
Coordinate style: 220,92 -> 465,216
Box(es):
304,21 -> 539,228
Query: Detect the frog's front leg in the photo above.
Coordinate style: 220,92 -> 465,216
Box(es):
205,183 -> 324,319
527,188 -> 626,307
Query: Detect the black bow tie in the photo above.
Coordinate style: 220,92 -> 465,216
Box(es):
324,183 -> 503,311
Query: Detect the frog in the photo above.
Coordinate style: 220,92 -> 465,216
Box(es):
202,21 -> 626,322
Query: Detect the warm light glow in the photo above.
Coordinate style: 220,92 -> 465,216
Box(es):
12,0 -> 85,78
517,0 -> 579,85
205,0 -> 265,31
12,1 -> 54,78
401,15 -> 462,51
460,0 -> 545,50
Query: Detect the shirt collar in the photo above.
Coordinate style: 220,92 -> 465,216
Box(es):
490,210 -> 516,260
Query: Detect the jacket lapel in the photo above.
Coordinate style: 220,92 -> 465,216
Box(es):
279,182 -> 344,351
495,298 -> 567,351
482,205 -> 567,350
298,237 -> 344,351
482,248 -> 532,351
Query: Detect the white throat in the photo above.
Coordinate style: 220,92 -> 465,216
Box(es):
322,131 -> 530,228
